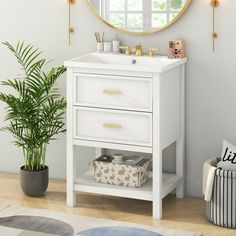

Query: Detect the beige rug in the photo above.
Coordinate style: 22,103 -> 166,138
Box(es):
0,205 -> 201,236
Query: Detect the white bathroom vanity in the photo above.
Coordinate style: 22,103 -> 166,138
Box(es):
64,53 -> 187,219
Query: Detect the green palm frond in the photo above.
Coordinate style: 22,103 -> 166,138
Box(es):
2,42 -> 44,77
0,41 -> 66,170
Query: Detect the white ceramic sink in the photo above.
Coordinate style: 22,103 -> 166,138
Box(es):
64,52 -> 187,73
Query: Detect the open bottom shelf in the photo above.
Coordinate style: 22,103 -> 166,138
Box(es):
74,169 -> 182,201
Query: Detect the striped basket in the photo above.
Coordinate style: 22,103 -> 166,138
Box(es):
206,169 -> 236,228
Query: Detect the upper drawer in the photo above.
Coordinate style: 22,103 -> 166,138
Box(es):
73,74 -> 152,112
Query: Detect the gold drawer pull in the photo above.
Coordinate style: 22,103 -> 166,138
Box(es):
103,122 -> 122,129
103,89 -> 122,96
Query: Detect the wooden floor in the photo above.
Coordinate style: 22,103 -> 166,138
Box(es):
0,172 -> 235,236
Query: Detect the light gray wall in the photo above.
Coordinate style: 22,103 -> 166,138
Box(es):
90,0 -> 100,11
0,0 -> 235,197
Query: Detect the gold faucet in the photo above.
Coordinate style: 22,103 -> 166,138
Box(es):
120,44 -> 160,57
132,43 -> 143,56
148,48 -> 160,57
119,46 -> 131,55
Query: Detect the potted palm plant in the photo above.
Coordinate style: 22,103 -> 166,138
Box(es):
0,42 -> 66,197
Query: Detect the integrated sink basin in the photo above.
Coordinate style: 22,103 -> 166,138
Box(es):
64,52 -> 187,73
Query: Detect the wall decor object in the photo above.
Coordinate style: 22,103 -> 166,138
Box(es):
68,0 -> 76,45
210,0 -> 219,52
87,0 -> 192,35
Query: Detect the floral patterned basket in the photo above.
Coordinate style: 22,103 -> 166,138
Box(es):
92,156 -> 150,188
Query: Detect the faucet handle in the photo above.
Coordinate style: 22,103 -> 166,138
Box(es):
132,43 -> 143,56
134,43 -> 142,49
119,46 -> 131,55
148,47 -> 160,57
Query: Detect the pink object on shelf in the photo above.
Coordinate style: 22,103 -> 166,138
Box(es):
168,40 -> 185,59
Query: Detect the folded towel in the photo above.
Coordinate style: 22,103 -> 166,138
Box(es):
202,158 -> 218,201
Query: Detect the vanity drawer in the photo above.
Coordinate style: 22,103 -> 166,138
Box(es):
74,107 -> 152,146
73,74 -> 152,112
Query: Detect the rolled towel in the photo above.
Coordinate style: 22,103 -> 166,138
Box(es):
202,158 -> 218,201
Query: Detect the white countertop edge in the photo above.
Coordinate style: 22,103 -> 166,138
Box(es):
64,53 -> 187,74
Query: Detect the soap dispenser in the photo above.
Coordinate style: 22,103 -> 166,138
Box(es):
112,36 -> 120,53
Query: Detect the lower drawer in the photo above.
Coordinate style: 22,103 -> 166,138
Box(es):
74,107 -> 152,146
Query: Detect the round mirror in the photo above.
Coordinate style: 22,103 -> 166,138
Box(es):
87,0 -> 191,35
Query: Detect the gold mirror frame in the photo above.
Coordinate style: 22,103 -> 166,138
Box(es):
87,0 -> 192,35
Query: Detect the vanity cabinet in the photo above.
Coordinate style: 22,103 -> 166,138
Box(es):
65,53 -> 186,219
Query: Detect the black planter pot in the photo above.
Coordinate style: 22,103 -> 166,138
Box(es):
20,166 -> 49,197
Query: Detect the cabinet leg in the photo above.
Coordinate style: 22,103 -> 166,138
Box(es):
152,75 -> 162,219
176,137 -> 185,199
176,182 -> 184,199
67,145 -> 76,207
67,190 -> 76,207
176,64 -> 185,199
153,197 -> 162,219
152,149 -> 162,219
